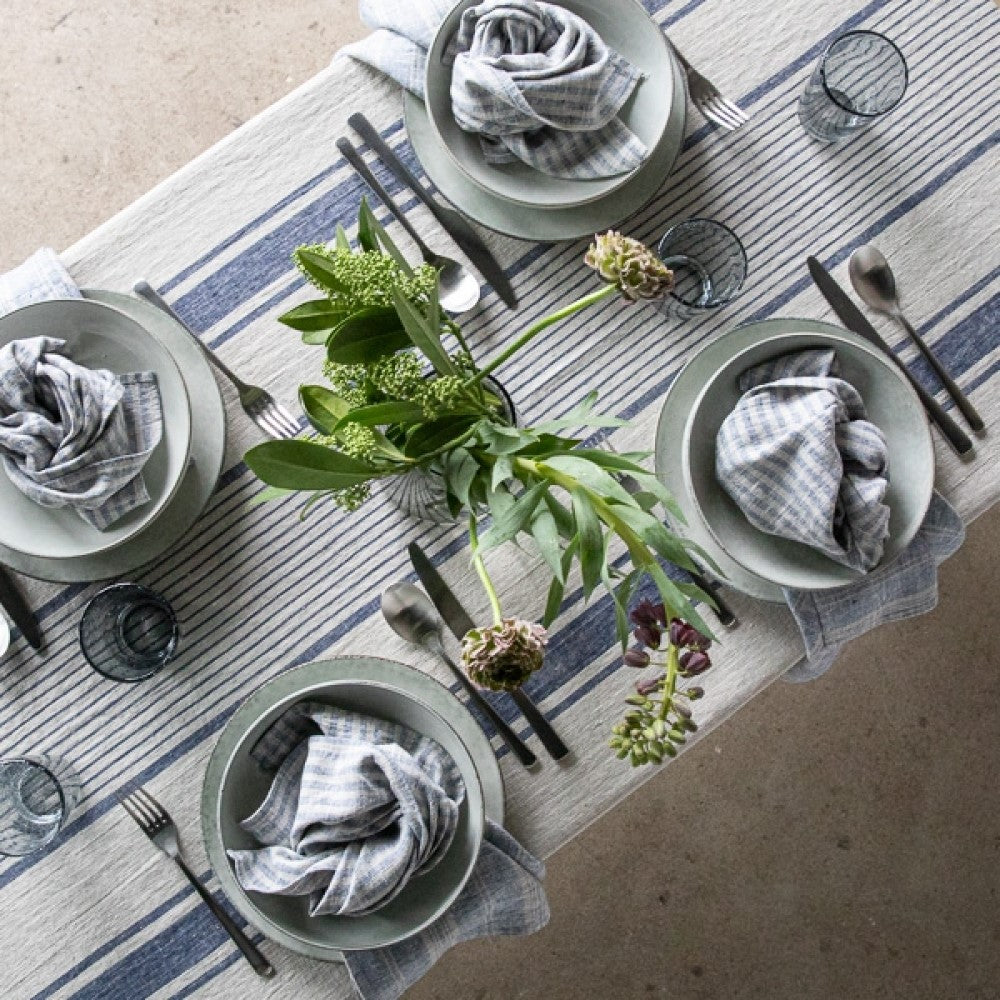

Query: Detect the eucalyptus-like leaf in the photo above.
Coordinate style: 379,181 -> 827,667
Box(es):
299,385 -> 352,435
280,299 -> 348,336
491,454 -> 514,491
478,422 -> 537,456
444,448 -> 479,508
540,454 -> 634,505
326,306 -> 409,364
245,440 -> 379,491
570,487 -> 604,598
335,400 -> 428,430
478,481 -> 548,551
403,415 -> 478,459
296,249 -> 350,295
391,288 -> 457,376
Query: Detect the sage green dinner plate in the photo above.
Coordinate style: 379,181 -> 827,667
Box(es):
404,39 -> 685,241
424,0 -> 675,209
682,329 -> 934,591
0,290 -> 226,582
202,656 -> 505,962
0,298 -> 192,560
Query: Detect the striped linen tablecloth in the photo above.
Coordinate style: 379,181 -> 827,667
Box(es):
3,0 -> 998,996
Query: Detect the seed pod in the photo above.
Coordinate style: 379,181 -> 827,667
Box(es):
653,719 -> 667,737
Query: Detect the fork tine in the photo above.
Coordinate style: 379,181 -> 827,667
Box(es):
719,97 -> 749,126
125,791 -> 158,828
119,794 -> 151,832
272,404 -> 301,438
706,96 -> 743,131
254,410 -> 284,440
133,786 -> 166,821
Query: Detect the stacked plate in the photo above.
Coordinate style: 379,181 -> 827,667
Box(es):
0,292 -> 227,583
405,0 -> 686,241
654,318 -> 935,601
202,656 -> 506,962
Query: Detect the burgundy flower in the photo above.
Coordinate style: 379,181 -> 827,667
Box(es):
623,648 -> 650,669
679,650 -> 711,676
669,618 -> 711,651
635,674 -> 663,696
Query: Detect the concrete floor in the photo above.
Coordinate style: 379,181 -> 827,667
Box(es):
4,3 -> 998,998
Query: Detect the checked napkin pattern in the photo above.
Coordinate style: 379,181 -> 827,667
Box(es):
227,702 -> 466,917
716,348 -> 891,573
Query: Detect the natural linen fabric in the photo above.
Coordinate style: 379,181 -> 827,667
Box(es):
715,348 -> 891,573
447,0 -> 647,179
783,492 -> 965,680
0,336 -> 163,531
344,821 -> 550,1000
228,702 -> 466,917
0,248 -> 80,313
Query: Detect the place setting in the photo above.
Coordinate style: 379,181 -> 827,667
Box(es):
1,1 -> 996,998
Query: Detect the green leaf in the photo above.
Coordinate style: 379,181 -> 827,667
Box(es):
296,249 -> 350,295
530,507 -> 563,582
478,481 -> 548,551
279,299 -> 347,336
245,440 -> 379,491
335,400 -> 427,429
541,454 -> 634,505
478,422 -> 538,456
356,197 -> 379,253
391,288 -> 457,376
646,562 -> 712,641
516,433 -> 583,457
249,485 -> 295,506
326,306 -> 409,364
569,449 -> 651,475
542,575 -> 564,628
532,391 -> 628,433
444,448 -> 479,508
543,492 -> 576,539
491,454 -> 514,491
359,198 -> 413,275
334,225 -> 351,251
570,487 -> 604,599
627,471 -> 685,522
403,416 -> 478,459
299,385 -> 351,434
605,503 -> 698,573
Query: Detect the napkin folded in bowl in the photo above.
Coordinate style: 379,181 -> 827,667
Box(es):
0,335 -> 163,532
715,348 -> 891,573
228,701 -> 467,917
341,0 -> 647,180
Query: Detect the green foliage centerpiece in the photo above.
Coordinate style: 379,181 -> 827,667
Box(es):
245,202 -> 713,707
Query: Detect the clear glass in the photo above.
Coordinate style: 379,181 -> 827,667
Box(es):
798,30 -> 908,143
0,754 -> 81,856
79,583 -> 179,682
657,219 -> 748,321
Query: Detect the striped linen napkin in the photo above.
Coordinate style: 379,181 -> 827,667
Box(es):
341,0 -> 647,180
0,251 -> 163,531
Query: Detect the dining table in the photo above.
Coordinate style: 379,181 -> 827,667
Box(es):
2,0 -> 998,996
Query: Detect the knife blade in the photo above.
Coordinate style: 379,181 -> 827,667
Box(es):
807,257 -> 973,456
408,542 -> 569,761
348,113 -> 518,310
0,566 -> 42,650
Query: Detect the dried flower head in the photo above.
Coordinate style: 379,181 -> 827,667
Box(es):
461,618 -> 548,692
585,231 -> 675,302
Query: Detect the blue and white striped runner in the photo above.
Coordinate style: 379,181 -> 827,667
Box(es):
3,0 -> 998,996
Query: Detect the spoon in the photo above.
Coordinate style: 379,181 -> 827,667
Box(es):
381,583 -> 537,767
849,245 -> 983,431
336,138 -> 481,315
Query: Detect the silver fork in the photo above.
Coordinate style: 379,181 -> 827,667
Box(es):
134,281 -> 301,440
120,786 -> 276,979
672,45 -> 750,132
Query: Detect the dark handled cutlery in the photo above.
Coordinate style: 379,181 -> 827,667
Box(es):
347,112 -> 518,310
807,257 -> 974,456
0,566 -> 42,650
408,542 -> 570,761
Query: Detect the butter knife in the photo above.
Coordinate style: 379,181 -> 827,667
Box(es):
348,113 -> 518,310
0,566 -> 42,650
408,542 -> 569,761
807,257 -> 973,456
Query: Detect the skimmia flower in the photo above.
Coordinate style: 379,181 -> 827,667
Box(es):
461,618 -> 548,692
584,231 -> 675,302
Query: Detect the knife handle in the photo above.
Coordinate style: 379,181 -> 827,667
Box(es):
510,689 -> 569,760
891,352 -> 973,455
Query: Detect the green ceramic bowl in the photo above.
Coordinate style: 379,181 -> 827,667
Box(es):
682,329 -> 934,591
206,666 -> 487,956
0,298 -> 192,560
424,0 -> 675,209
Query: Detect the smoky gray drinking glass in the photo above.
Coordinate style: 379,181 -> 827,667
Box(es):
79,583 -> 179,682
798,30 -> 908,143
0,754 -> 81,856
657,218 -> 748,321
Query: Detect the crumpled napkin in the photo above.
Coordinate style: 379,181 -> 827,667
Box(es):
227,702 -> 466,917
715,348 -> 891,573
0,335 -> 162,530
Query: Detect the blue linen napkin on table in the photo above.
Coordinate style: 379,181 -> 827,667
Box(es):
0,250 -> 163,531
714,348 -> 964,680
341,0 -> 647,180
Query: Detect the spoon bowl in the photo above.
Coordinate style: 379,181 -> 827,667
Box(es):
433,258 -> 482,315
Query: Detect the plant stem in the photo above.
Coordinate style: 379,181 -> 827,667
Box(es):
469,284 -> 617,386
658,643 -> 679,721
468,514 -> 503,626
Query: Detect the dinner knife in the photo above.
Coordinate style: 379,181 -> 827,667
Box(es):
408,542 -> 570,761
807,257 -> 973,457
0,566 -> 42,650
347,112 -> 518,310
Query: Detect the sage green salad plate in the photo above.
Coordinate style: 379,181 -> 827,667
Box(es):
682,328 -> 934,591
202,656 -> 505,962
0,290 -> 226,582
424,0 -> 675,209
0,297 -> 192,560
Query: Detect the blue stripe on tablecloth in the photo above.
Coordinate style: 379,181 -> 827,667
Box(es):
3,0 -> 992,852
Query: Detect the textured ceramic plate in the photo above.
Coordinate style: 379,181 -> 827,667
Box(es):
683,330 -> 934,591
0,298 -> 192,559
404,43 -> 685,241
202,656 -> 505,963
0,289 -> 226,582
425,0 -> 674,209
